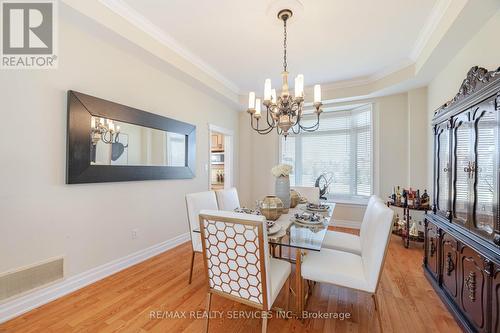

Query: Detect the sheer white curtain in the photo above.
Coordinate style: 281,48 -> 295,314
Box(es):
280,104 -> 373,201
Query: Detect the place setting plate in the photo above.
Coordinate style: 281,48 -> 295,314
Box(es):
292,211 -> 324,226
304,202 -> 330,212
266,221 -> 282,235
234,207 -> 262,215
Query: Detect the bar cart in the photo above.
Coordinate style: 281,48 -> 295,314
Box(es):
387,202 -> 429,248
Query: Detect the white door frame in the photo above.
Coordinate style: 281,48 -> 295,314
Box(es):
208,124 -> 234,190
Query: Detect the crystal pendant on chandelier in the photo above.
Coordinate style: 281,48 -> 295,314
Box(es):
247,9 -> 323,137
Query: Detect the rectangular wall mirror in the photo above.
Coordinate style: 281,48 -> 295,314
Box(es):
66,91 -> 196,184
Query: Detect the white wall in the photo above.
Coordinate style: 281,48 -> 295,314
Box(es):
427,10 -> 500,190
0,14 -> 239,279
239,89 -> 428,225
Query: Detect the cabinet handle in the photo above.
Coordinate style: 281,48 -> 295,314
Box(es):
463,161 -> 476,179
429,239 -> 436,257
445,252 -> 454,276
464,161 -> 471,176
470,161 -> 476,178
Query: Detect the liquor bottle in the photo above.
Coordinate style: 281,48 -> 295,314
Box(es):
408,188 -> 413,208
396,186 -> 401,206
403,190 -> 408,207
415,189 -> 421,208
421,189 -> 429,208
392,187 -> 396,204
393,213 -> 398,228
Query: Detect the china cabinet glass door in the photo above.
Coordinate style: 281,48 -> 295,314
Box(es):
436,123 -> 450,217
452,111 -> 473,227
472,100 -> 498,238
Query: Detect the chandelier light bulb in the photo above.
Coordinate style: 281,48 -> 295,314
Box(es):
91,116 -> 96,129
314,84 -> 321,103
248,92 -> 255,109
255,98 -> 261,117
271,89 -> 277,104
297,74 -> 304,97
264,79 -> 272,101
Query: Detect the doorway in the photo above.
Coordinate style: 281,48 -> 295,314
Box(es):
208,124 -> 234,190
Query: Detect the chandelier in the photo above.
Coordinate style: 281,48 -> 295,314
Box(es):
90,117 -> 123,145
247,9 -> 322,137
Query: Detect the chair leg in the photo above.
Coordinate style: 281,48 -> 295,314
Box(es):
372,293 -> 383,333
295,248 -> 303,318
205,292 -> 212,333
261,316 -> 268,333
307,280 -> 314,295
285,277 -> 290,313
188,251 -> 196,284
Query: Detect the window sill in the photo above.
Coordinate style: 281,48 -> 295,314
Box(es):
326,198 -> 369,206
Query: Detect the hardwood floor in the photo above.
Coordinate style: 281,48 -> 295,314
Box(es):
0,228 -> 461,333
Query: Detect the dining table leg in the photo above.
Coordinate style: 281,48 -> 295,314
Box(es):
295,248 -> 303,318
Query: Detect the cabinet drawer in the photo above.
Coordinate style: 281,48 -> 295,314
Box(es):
425,220 -> 439,279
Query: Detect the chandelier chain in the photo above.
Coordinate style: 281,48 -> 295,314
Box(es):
283,18 -> 287,72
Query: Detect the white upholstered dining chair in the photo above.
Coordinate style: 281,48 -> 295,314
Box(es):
198,210 -> 291,333
185,191 -> 219,284
215,187 -> 240,211
300,201 -> 394,331
322,195 -> 383,254
291,186 -> 320,204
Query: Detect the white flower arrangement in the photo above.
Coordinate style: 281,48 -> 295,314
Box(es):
271,164 -> 293,178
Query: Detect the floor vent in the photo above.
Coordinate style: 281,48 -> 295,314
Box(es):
0,257 -> 64,301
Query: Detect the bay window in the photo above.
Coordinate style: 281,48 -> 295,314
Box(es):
280,104 -> 373,202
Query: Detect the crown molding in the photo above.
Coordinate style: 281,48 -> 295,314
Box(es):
95,0 -> 489,111
410,0 -> 452,61
99,0 -> 240,95
98,0 -> 443,101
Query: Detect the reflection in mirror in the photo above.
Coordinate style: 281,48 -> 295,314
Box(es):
90,116 -> 186,167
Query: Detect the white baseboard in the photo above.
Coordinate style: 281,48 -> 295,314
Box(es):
331,219 -> 361,229
0,232 -> 190,324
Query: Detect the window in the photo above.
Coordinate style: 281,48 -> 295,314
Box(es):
280,104 -> 373,202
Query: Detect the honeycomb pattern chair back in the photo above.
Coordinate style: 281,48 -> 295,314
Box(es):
198,210 -> 271,310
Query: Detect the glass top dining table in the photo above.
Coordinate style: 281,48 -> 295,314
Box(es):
193,203 -> 335,252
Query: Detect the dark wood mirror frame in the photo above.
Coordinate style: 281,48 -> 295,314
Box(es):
66,90 -> 196,184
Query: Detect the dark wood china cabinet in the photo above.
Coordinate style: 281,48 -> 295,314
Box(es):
424,66 -> 500,333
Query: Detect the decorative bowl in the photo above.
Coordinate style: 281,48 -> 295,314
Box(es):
259,195 -> 283,221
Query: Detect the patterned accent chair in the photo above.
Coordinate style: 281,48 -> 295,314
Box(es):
198,210 -> 291,333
